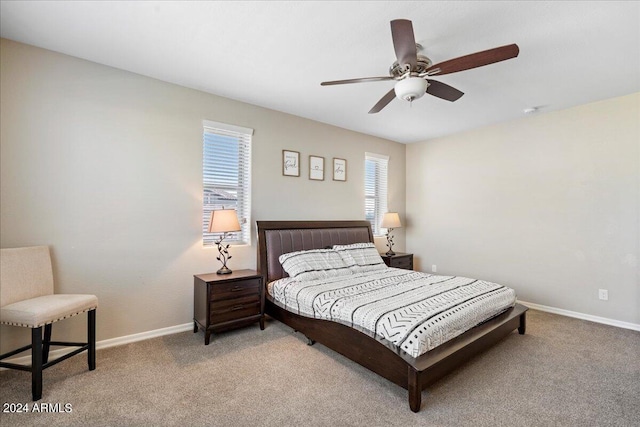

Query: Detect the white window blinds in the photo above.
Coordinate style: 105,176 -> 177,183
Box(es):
365,152 -> 389,236
203,120 -> 252,246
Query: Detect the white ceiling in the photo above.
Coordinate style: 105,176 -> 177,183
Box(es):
1,1 -> 639,143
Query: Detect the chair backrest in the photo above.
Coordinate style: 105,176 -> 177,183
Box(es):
0,246 -> 54,307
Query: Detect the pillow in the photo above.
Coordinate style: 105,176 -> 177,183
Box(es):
333,242 -> 388,273
279,249 -> 352,281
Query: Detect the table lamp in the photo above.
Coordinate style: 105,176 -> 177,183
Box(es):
381,212 -> 402,256
208,208 -> 241,274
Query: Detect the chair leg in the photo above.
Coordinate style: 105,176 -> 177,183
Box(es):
31,327 -> 43,401
42,324 -> 52,364
88,309 -> 96,371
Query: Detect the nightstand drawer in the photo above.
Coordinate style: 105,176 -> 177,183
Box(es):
380,253 -> 414,271
211,294 -> 259,311
210,279 -> 261,301
210,301 -> 260,324
391,257 -> 412,269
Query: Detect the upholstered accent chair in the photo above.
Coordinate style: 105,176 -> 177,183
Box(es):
0,246 -> 98,400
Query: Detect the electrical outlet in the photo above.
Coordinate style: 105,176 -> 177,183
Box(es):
432,265 -> 437,273
598,289 -> 608,301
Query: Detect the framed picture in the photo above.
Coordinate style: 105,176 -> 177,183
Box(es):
309,155 -> 324,181
333,158 -> 347,181
282,150 -> 300,177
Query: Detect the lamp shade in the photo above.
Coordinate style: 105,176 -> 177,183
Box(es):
381,212 -> 402,229
208,209 -> 241,233
394,77 -> 428,101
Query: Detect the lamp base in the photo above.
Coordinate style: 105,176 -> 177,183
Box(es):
385,229 -> 395,257
216,266 -> 233,275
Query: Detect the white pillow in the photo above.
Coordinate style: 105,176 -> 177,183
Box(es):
333,242 -> 387,273
279,249 -> 352,281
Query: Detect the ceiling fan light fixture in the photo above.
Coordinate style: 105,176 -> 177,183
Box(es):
394,77 -> 428,102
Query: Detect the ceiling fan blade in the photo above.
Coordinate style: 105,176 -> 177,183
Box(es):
368,89 -> 396,114
391,19 -> 417,69
426,80 -> 464,102
321,76 -> 393,86
426,44 -> 519,76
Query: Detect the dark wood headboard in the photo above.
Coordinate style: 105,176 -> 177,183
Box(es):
256,220 -> 374,283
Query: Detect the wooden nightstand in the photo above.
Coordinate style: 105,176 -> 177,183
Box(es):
193,269 -> 264,345
380,252 -> 414,270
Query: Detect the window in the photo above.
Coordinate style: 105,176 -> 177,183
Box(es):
365,152 -> 389,236
203,120 -> 252,246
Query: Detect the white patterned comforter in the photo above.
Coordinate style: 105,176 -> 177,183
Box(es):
268,268 -> 516,358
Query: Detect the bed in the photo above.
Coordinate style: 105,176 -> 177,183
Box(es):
257,220 -> 528,412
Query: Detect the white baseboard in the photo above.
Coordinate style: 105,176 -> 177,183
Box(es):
95,322 -> 193,350
2,322 -> 193,367
518,300 -> 640,332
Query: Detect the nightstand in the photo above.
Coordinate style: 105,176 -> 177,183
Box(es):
380,252 -> 413,270
193,269 -> 264,345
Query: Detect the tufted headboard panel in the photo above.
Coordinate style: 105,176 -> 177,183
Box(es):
256,221 -> 374,283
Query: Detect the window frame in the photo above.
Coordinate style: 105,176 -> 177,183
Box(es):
365,152 -> 389,237
202,120 -> 253,246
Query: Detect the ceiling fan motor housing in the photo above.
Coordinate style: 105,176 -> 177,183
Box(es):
388,54 -> 433,78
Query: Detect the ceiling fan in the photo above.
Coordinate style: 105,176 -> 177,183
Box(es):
321,19 -> 519,114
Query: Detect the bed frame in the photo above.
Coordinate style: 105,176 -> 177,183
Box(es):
257,220 -> 527,412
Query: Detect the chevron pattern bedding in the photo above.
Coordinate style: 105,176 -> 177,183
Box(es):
268,268 -> 517,358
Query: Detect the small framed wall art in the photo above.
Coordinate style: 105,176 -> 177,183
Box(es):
333,158 -> 347,181
282,150 -> 300,177
309,155 -> 325,181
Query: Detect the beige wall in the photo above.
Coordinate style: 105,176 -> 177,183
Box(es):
407,93 -> 639,324
0,39 -> 406,351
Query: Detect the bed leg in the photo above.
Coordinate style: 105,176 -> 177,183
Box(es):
518,312 -> 526,335
408,367 -> 422,412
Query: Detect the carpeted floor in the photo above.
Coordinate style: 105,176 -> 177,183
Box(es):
1,309 -> 639,426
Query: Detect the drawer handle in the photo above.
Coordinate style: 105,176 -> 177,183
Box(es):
231,305 -> 245,311
231,286 -> 244,292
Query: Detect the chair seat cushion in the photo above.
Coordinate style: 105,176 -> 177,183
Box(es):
1,294 -> 98,328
